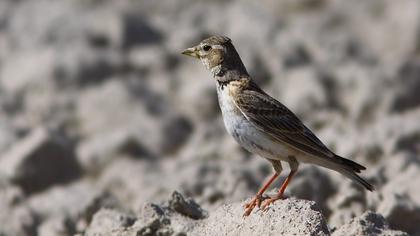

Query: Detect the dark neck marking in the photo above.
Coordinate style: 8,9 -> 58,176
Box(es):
217,80 -> 231,89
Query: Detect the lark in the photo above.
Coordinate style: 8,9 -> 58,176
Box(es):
182,35 -> 374,216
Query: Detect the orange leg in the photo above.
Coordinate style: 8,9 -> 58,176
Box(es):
243,172 -> 279,217
261,169 -> 297,210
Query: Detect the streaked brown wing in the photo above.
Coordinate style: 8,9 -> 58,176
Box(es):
234,85 -> 335,159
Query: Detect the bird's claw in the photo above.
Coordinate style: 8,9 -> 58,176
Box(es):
243,195 -> 265,217
260,194 -> 285,211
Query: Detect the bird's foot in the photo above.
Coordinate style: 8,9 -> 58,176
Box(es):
243,195 -> 266,217
260,194 -> 285,211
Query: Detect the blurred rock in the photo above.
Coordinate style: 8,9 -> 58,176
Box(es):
288,166 -> 336,217
55,48 -> 124,87
174,61 -> 219,122
0,127 -> 81,194
0,205 -> 39,236
378,193 -> 420,236
160,115 -> 193,155
121,13 -> 162,49
0,49 -> 56,95
127,46 -> 168,73
0,186 -> 38,236
97,158 -> 157,210
28,181 -> 119,231
332,211 -> 408,236
328,180 -> 369,228
281,67 -> 328,117
37,216 -> 75,236
0,119 -> 17,154
380,155 -> 420,205
391,60 -> 420,113
77,129 -> 152,172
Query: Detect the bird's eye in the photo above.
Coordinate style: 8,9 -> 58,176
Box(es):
203,45 -> 211,51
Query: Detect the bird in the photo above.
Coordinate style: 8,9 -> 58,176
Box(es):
181,35 -> 374,217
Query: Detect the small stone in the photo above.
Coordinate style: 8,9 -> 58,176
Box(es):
168,191 -> 208,220
0,127 -> 81,194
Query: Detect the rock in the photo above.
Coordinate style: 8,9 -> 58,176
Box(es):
380,154 -> 420,205
191,198 -> 330,236
0,127 -> 81,194
83,193 -> 330,236
85,209 -> 135,236
0,187 -> 38,236
127,46 -> 168,73
75,78 -> 169,158
168,191 -> 207,220
134,203 -> 174,236
56,48 -> 124,87
28,181 -> 119,231
377,193 -> 420,236
394,131 -> 420,154
160,116 -> 193,155
389,53 -> 420,114
0,49 -> 56,95
77,129 -> 152,172
280,67 -> 328,118
174,61 -> 219,122
327,180 -> 369,228
37,217 -> 75,236
85,203 -> 180,236
0,119 -> 17,154
97,158 -> 160,210
332,211 -> 408,236
121,13 -> 162,49
0,205 -> 39,236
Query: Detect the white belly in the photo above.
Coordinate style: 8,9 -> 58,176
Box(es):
216,86 -> 293,161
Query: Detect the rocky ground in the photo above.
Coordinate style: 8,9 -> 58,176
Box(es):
0,0 -> 420,235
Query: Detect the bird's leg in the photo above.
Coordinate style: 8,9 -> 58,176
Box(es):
243,172 -> 279,217
261,169 -> 296,210
261,157 -> 299,210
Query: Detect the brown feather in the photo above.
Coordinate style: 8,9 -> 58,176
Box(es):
232,78 -> 337,160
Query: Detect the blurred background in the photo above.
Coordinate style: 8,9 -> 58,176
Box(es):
0,0 -> 420,235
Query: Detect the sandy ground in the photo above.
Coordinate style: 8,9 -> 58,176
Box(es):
0,0 -> 420,235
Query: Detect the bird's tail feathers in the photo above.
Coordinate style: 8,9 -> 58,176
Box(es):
310,155 -> 374,191
339,167 -> 375,191
334,155 -> 366,173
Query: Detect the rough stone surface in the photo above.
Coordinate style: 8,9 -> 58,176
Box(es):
191,198 -> 330,236
84,195 -> 331,236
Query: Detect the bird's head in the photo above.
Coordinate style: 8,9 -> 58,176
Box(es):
182,35 -> 248,78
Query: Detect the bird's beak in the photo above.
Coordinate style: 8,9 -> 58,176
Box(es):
181,47 -> 200,59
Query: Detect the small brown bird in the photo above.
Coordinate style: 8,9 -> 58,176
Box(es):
182,35 -> 374,216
